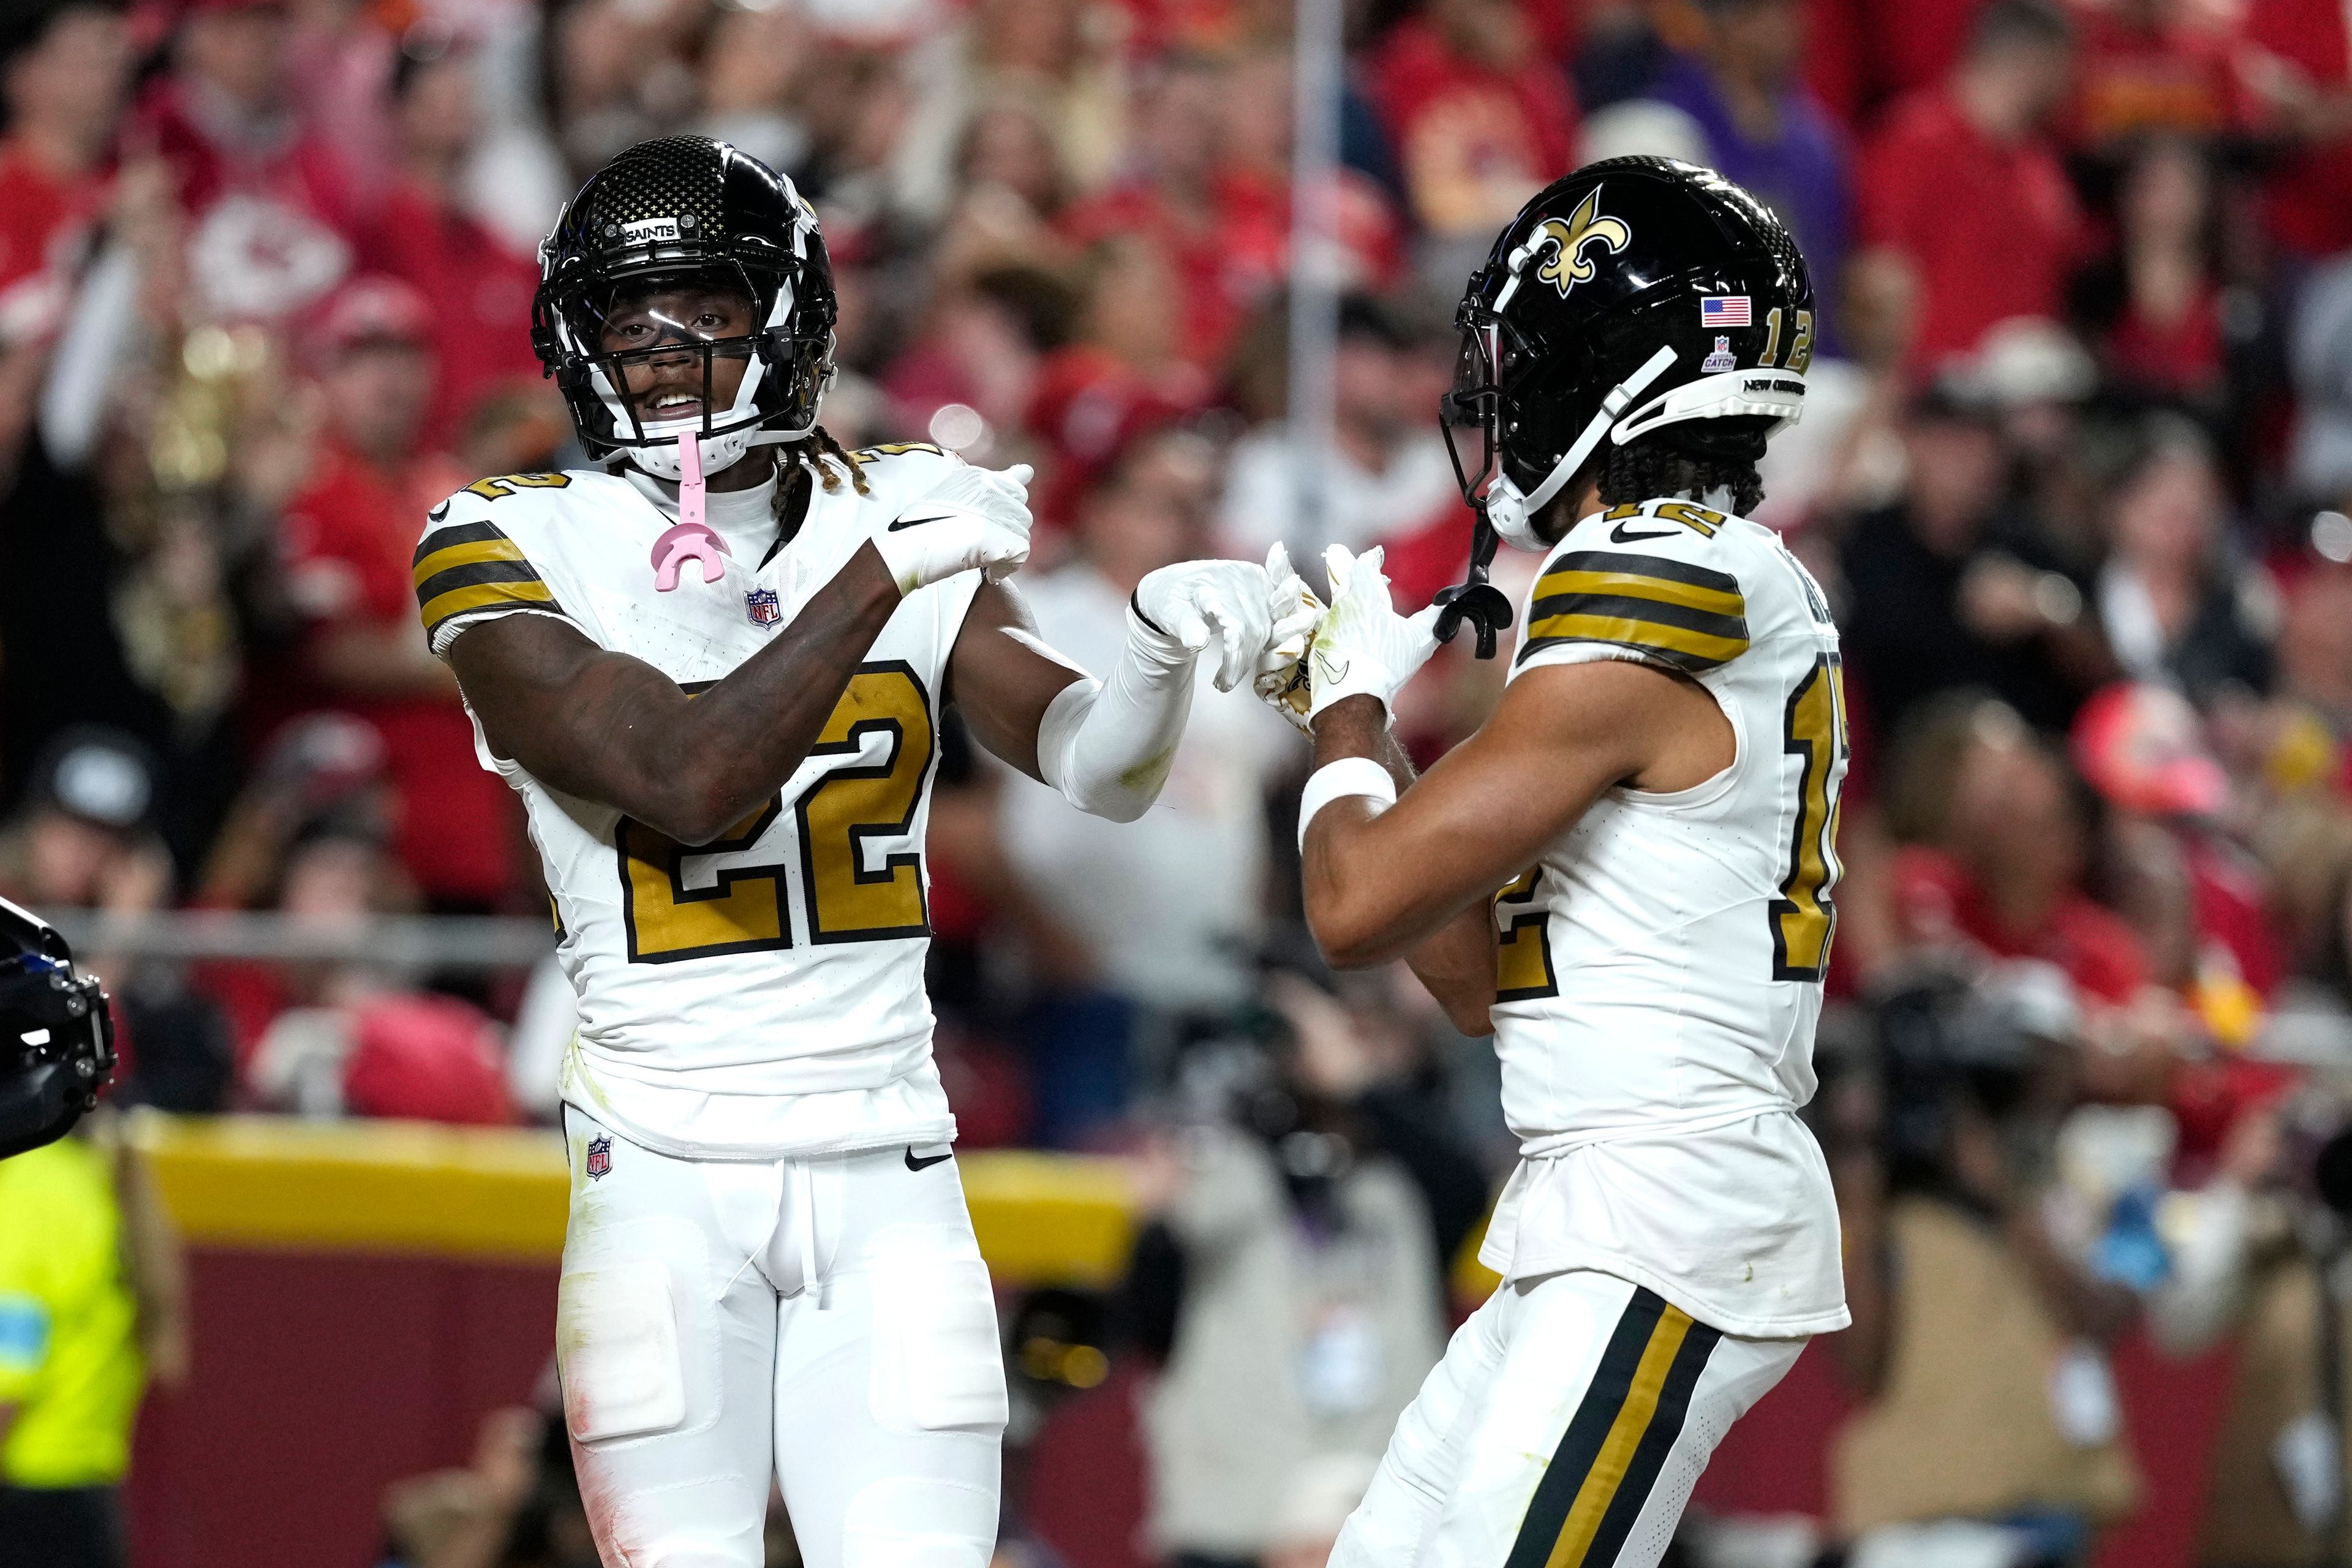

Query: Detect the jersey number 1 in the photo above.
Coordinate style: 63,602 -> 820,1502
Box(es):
1770,653 -> 1847,981
616,663 -> 933,962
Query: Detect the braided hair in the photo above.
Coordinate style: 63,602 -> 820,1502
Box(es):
810,425 -> 871,497
765,426 -> 873,529
1597,442 -> 1765,518
1594,417 -> 1771,519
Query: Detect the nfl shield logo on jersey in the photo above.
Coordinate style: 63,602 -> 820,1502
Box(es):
585,1136 -> 612,1180
745,589 -> 782,629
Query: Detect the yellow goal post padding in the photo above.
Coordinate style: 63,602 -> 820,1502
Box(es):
124,1114 -> 1141,1289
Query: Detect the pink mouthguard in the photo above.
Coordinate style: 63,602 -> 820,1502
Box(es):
650,431 -> 729,591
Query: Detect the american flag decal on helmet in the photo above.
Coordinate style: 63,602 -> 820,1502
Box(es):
1700,296 -> 1751,327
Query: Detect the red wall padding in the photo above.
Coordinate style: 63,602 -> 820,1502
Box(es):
126,1251 -> 558,1568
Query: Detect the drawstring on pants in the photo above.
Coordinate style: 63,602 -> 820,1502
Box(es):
795,1159 -> 822,1308
710,1158 -> 825,1306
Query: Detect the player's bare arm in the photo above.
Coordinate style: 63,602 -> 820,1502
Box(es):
944,579 -> 1086,782
1260,532 -> 1735,1024
1302,658 -> 1729,968
447,548 -> 902,845
1307,712 -> 1501,1035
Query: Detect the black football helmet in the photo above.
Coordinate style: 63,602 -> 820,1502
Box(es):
1433,157 -> 1812,657
532,135 -> 837,481
0,897 -> 114,1161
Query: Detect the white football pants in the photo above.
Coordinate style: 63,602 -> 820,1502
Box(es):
1331,1270 -> 1804,1568
555,1110 -> 1008,1568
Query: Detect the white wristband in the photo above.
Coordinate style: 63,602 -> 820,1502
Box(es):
1297,758 -> 1397,853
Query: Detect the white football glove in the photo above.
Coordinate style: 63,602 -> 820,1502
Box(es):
1306,544 -> 1441,722
925,459 -> 1033,533
1133,557 -> 1277,692
1254,542 -> 1326,734
870,461 -> 1035,595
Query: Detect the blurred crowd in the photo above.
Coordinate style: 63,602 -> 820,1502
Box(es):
18,0 -> 2352,1563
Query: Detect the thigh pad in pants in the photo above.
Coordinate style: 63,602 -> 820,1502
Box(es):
864,1223 -> 1009,1435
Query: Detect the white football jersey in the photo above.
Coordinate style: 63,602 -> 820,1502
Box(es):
1475,496 -> 1850,1336
414,444 -> 981,1159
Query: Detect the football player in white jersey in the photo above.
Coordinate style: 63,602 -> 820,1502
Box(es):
415,137 -> 1303,1568
1272,159 -> 1850,1568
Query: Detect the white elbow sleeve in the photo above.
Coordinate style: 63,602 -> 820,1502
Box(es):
1035,609 -> 1197,822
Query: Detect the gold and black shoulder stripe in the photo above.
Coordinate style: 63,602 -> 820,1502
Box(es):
1503,1287 -> 1722,1568
1518,551 -> 1748,674
413,520 -> 562,643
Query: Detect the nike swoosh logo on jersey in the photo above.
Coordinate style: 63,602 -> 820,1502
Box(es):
1610,522 -> 1678,543
1314,651 -> 1350,684
905,1145 -> 953,1171
428,500 -> 451,522
888,511 -> 955,532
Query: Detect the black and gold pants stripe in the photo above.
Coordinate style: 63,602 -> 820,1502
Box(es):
1501,1287 -> 1723,1568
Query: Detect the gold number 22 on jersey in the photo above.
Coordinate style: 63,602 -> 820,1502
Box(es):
1771,653 -> 1847,981
617,663 -> 933,962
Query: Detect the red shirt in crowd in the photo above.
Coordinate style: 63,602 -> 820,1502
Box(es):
124,78 -> 361,322
0,143 -> 102,344
1219,165 -> 1406,295
2184,833 -> 2286,1000
1364,17 -> 1577,240
2247,0 -> 2352,255
1059,173 -> 1288,372
1376,496 -> 1477,613
2068,6 -> 2255,147
1891,845 -> 2150,1005
2103,285 -> 2225,401
339,993 -> 517,1125
358,180 -> 542,447
278,437 -> 516,907
1856,89 -> 2089,368
1022,343 -> 1210,530
1801,0 -> 1979,130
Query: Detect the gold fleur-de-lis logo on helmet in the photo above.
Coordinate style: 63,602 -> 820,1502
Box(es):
1532,187 -> 1632,299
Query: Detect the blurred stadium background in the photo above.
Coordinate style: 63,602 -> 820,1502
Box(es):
13,0 -> 2352,1566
